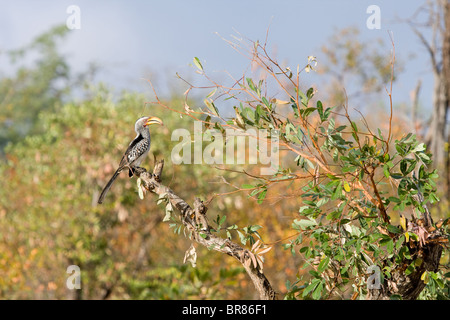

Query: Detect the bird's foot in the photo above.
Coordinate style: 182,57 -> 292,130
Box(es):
132,166 -> 160,182
133,166 -> 147,176
153,172 -> 161,182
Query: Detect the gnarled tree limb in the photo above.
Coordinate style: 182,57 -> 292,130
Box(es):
134,160 -> 276,300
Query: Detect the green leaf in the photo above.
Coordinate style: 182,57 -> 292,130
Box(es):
262,96 -> 270,108
311,282 -> 323,300
331,181 -> 343,200
204,99 -> 219,116
388,196 -> 401,203
257,189 -> 267,204
302,200 -> 317,207
316,101 -> 325,121
387,225 -> 402,234
405,159 -> 417,175
358,215 -> 368,229
327,210 -> 342,220
291,102 -> 300,118
248,225 -> 262,232
407,232 -> 419,242
247,78 -> 257,93
206,87 -> 217,98
414,258 -> 423,267
301,107 -> 317,118
323,107 -> 332,121
412,143 -> 426,153
318,256 -> 330,273
386,239 -> 394,253
377,128 -> 385,141
294,218 -> 317,230
417,152 -> 430,162
405,262 -> 415,276
390,173 -> 403,179
338,219 -> 351,226
193,57 -> 203,71
237,230 -> 246,245
302,279 -> 320,297
395,235 -> 405,250
400,160 -> 407,175
297,89 -> 307,105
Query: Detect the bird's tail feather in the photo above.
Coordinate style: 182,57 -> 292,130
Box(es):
98,169 -> 121,204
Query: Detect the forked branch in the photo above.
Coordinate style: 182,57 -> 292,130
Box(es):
134,161 -> 276,300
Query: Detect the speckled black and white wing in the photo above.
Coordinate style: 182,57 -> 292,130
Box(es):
115,133 -> 151,177
126,134 -> 151,167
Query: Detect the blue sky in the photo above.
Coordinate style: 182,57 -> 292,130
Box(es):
0,0 -> 435,111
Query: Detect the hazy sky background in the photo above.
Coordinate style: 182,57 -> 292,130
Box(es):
0,0 -> 435,112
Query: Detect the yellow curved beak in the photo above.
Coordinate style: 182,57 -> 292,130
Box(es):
145,116 -> 163,126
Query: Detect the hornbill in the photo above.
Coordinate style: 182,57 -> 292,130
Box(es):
97,116 -> 163,204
